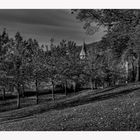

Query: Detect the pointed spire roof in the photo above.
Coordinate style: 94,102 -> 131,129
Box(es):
80,41 -> 87,59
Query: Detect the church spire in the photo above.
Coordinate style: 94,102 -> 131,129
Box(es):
80,41 -> 87,59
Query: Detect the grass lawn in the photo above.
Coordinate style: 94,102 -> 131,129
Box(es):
0,83 -> 140,130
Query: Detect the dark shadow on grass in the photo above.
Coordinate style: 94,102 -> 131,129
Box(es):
0,84 -> 140,124
54,87 -> 140,110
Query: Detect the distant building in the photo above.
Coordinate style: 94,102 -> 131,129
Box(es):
79,41 -> 102,60
80,41 -> 87,59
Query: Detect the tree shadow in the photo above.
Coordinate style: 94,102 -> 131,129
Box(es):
54,87 -> 140,110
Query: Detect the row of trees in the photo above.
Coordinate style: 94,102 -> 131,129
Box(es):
0,27 -> 129,109
0,30 -> 88,108
1,9 -> 140,109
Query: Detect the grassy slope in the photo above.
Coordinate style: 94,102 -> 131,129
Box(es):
0,83 -> 140,130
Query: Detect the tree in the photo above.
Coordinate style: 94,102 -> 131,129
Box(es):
0,29 -> 10,99
12,32 -> 24,108
3,32 -> 24,108
26,39 -> 45,104
45,47 -> 59,100
56,40 -> 72,95
66,41 -> 84,93
82,44 -> 101,90
5,32 -> 33,108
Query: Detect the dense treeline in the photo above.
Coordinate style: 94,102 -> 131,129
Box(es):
0,28 -> 125,109
1,9 -> 140,109
0,30 -> 89,108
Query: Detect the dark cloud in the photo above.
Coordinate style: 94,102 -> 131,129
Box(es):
0,10 -> 74,27
0,9 -> 104,45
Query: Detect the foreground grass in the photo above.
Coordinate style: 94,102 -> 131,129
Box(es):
0,83 -> 140,130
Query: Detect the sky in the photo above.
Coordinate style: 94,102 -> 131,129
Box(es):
0,9 -> 105,46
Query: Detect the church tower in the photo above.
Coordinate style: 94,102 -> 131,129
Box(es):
80,41 -> 87,59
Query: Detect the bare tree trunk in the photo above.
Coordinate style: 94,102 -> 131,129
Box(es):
52,80 -> 54,100
93,80 -> 96,89
17,84 -> 20,109
103,82 -> 106,88
21,83 -> 25,97
90,77 -> 93,90
2,87 -> 5,100
136,56 -> 140,82
113,80 -> 116,86
64,80 -> 67,96
130,62 -> 135,82
94,79 -> 97,89
73,82 -> 76,94
136,65 -> 139,82
35,79 -> 39,104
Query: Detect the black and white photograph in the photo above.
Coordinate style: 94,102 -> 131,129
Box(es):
0,1 -> 140,133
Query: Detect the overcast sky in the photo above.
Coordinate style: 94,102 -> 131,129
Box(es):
0,9 -> 105,45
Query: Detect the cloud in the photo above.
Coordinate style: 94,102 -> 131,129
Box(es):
0,9 -> 104,45
0,9 -> 78,27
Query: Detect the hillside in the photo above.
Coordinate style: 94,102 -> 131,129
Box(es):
0,83 -> 140,130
